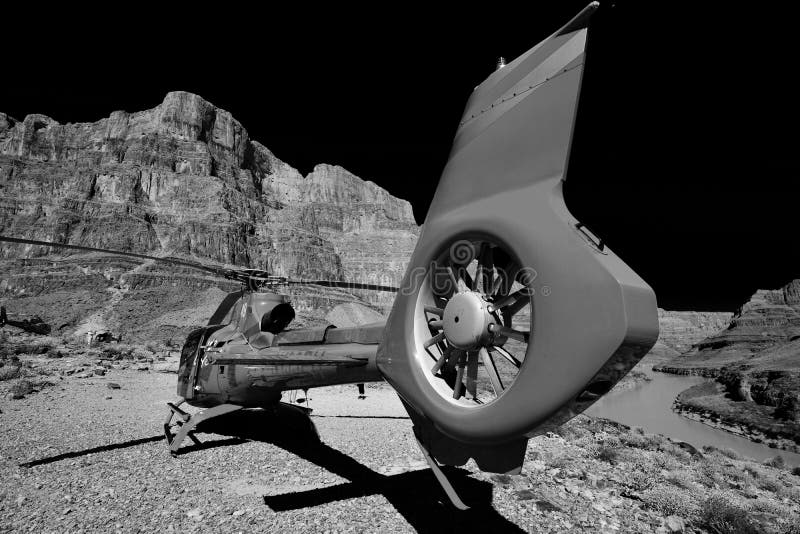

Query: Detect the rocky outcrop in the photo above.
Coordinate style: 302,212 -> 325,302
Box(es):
0,92 -> 419,339
656,280 -> 800,442
655,280 -> 800,373
656,309 -> 733,354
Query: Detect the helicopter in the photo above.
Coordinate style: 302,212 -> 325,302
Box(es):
0,2 -> 657,510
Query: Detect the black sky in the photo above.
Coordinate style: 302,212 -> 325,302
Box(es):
2,2 -> 798,311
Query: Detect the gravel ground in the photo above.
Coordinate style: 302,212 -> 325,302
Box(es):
2,348 -> 798,533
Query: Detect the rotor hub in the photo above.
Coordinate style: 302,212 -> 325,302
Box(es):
442,291 -> 494,350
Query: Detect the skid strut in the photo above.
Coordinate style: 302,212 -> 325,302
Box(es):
415,437 -> 469,510
164,399 -> 243,455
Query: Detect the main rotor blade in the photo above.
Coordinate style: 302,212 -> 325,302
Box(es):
0,235 -> 398,292
0,235 -> 232,278
283,279 -> 399,292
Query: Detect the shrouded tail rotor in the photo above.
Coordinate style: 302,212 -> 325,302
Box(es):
377,2 -> 659,474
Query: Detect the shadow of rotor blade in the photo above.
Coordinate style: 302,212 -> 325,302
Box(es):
264,467 -> 524,534
20,435 -> 164,468
169,405 -> 523,532
169,438 -> 248,456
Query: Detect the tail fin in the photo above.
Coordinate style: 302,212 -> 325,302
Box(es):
377,2 -> 658,474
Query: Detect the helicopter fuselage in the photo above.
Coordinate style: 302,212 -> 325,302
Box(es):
176,291 -> 387,409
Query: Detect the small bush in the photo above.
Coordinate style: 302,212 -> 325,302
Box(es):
697,460 -> 726,488
652,452 -> 682,472
46,348 -> 64,359
101,346 -> 134,360
6,343 -> 52,355
641,485 -> 701,519
666,445 -> 692,462
783,485 -> 800,504
744,466 -> 761,480
10,379 -> 34,398
700,492 -> 759,534
596,445 -> 619,464
757,476 -> 781,493
595,431 -> 622,448
666,470 -> 695,490
548,454 -> 573,469
750,498 -> 787,516
628,470 -> 657,492
764,455 -> 785,469
0,365 -> 21,381
620,431 -> 649,449
720,448 -> 741,460
792,466 -> 800,477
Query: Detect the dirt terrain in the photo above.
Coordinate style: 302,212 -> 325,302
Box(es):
2,333 -> 800,533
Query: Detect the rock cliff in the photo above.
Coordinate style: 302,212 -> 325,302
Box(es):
656,280 -> 800,373
0,92 -> 418,339
656,279 -> 800,434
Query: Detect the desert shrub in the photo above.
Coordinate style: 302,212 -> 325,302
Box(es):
782,485 -> 800,504
620,431 -> 649,449
145,342 -> 160,353
0,365 -> 21,381
696,460 -> 726,489
700,492 -> 759,534
596,445 -> 620,464
46,347 -> 64,358
10,379 -> 34,398
724,466 -> 744,482
764,455 -> 785,469
652,451 -> 682,472
628,470 -> 658,492
595,431 -> 622,449
641,484 -> 701,519
558,422 -> 590,442
757,476 -> 781,493
744,466 -> 761,480
101,346 -> 134,360
666,444 -> 692,462
750,498 -> 788,516
792,466 -> 800,477
6,343 -> 52,355
666,470 -> 696,490
719,448 -> 741,460
548,454 -> 573,469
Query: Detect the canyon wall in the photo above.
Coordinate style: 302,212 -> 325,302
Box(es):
0,92 -> 419,339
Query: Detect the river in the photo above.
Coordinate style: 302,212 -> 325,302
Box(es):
587,367 -> 800,467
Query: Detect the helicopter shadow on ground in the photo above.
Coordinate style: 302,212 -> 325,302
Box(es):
188,404 -> 525,534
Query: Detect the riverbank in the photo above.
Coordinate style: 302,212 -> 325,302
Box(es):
673,381 -> 800,455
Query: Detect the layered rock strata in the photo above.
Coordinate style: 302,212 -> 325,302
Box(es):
0,93 -> 418,339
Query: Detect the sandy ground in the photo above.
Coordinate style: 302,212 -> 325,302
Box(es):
2,351 -> 799,533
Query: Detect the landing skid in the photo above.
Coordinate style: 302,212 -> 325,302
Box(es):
415,438 -> 469,510
163,399 -> 243,455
